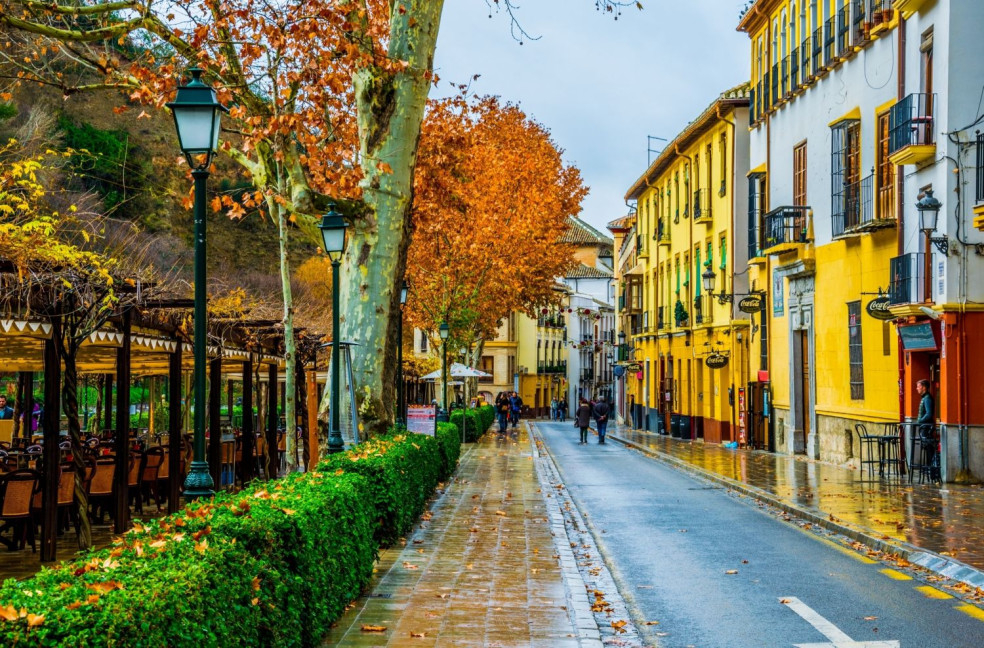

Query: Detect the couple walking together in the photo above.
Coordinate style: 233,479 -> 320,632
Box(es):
575,396 -> 609,445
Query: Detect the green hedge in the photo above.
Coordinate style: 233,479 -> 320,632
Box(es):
435,422 -> 461,479
450,405 -> 494,443
318,431 -> 442,547
0,429 -> 461,646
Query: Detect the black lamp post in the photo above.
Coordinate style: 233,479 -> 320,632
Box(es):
916,189 -> 948,256
317,203 -> 349,454
396,280 -> 408,428
167,67 -> 228,500
702,267 -> 736,305
436,321 -> 450,423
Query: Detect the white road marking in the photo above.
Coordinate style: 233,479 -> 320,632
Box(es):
780,597 -> 900,648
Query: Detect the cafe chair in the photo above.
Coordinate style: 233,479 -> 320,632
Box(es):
140,447 -> 165,511
56,464 -> 80,536
87,455 -> 116,523
127,451 -> 143,514
856,424 -> 881,480
0,469 -> 40,551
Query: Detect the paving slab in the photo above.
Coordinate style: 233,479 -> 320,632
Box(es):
322,428 -> 603,647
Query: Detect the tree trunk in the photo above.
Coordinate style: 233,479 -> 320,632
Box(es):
61,344 -> 92,550
320,1 -> 446,440
272,196 -> 298,472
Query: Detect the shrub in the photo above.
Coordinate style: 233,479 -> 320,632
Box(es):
0,425 -> 461,646
0,471 -> 375,647
318,432 -> 442,547
435,422 -> 461,480
450,407 -> 490,443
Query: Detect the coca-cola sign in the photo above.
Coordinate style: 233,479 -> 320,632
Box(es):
866,296 -> 894,321
738,294 -> 764,313
705,353 -> 729,369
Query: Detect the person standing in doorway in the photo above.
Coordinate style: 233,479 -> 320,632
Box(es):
916,379 -> 938,474
575,398 -> 592,445
592,395 -> 610,444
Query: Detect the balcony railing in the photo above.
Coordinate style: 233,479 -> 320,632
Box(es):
889,253 -> 926,305
580,368 -> 595,382
813,27 -> 825,73
693,188 -> 712,222
657,218 -> 671,245
852,0 -> 869,46
801,37 -> 812,81
824,17 -> 836,65
762,206 -> 811,251
657,306 -> 665,330
771,62 -> 779,104
789,47 -> 800,90
832,174 -> 876,236
889,93 -> 936,157
693,294 -> 711,325
837,7 -> 851,56
762,70 -> 771,113
781,56 -> 790,98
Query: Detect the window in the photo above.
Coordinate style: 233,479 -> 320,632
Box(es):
719,133 -> 728,196
706,143 -> 713,197
420,331 -> 428,353
877,111 -> 896,219
831,120 -> 861,234
674,173 -> 680,222
848,300 -> 864,400
748,172 -> 767,259
793,141 -> 808,206
977,133 -> 984,203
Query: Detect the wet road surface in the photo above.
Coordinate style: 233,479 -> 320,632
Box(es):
534,420 -> 984,648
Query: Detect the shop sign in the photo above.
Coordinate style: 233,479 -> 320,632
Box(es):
865,296 -> 894,321
738,294 -> 764,314
705,353 -> 729,369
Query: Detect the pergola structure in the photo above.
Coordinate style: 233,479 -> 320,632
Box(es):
0,295 -> 327,562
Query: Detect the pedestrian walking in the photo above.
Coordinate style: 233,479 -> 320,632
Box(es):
558,397 -> 567,422
495,392 -> 510,434
592,395 -> 610,444
509,392 -> 523,428
550,397 -> 559,421
575,398 -> 591,445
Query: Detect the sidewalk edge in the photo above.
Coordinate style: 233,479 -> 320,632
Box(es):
610,432 -> 984,592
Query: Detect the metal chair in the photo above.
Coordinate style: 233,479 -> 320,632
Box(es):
856,424 -> 881,480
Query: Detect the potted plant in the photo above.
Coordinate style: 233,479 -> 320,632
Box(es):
674,300 -> 689,327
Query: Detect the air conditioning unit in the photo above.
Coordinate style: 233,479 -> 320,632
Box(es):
518,366 -> 528,374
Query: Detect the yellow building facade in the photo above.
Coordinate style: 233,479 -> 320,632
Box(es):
624,87 -> 752,444
739,0 -> 901,459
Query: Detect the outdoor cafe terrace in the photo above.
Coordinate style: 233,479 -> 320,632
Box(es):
0,265 -> 330,578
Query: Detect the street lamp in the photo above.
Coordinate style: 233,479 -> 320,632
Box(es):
702,267 -> 735,305
168,67 -> 228,500
396,280 -> 408,428
318,203 -> 349,454
437,321 -> 450,423
916,189 -> 948,256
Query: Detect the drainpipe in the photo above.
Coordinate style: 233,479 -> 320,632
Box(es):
896,14 -> 907,428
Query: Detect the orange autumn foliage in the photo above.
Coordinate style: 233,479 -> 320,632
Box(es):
406,97 -> 586,343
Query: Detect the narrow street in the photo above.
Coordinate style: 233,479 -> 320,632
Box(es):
533,420 -> 984,648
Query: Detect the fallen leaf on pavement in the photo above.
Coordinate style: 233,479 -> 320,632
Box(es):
725,569 -> 739,575
360,625 -> 386,633
409,631 -> 426,637
864,616 -> 877,621
645,620 -> 660,625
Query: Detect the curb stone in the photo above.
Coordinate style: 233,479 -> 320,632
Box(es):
610,432 -> 984,594
529,423 -> 650,648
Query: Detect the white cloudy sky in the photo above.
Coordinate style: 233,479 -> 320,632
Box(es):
433,0 -> 751,233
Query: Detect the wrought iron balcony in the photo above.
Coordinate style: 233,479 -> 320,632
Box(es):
812,27 -> 825,74
833,174 -> 890,236
801,37 -> 812,82
762,206 -> 811,253
658,218 -> 671,246
781,56 -> 790,98
693,188 -> 712,223
824,17 -> 837,66
789,47 -> 800,90
889,253 -> 926,305
889,93 -> 936,165
771,62 -> 779,104
657,306 -> 665,330
852,0 -> 870,46
837,7 -> 851,56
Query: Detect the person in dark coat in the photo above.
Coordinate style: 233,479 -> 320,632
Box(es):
0,395 -> 13,420
495,392 -> 510,434
592,395 -> 611,444
575,398 -> 592,445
